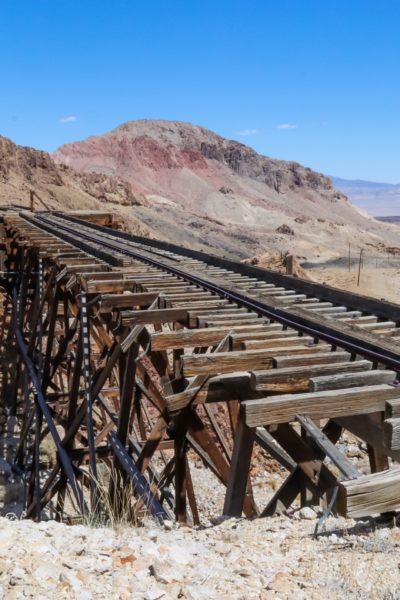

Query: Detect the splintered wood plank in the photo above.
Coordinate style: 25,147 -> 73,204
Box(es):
251,361 -> 372,392
310,369 -> 396,392
274,351 -> 351,368
243,385 -> 400,427
181,350 -> 275,376
337,466 -> 400,518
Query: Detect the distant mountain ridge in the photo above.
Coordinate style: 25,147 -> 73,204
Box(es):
331,176 -> 400,217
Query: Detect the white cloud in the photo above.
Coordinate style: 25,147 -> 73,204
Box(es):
59,115 -> 77,123
277,123 -> 297,130
236,128 -> 259,136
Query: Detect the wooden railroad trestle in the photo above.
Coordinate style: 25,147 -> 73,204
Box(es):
1,208 -> 400,525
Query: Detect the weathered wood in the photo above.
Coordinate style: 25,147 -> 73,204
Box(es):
181,349 -> 274,377
166,372 -> 251,412
337,467 -> 400,518
255,428 -> 296,472
385,398 -> 400,418
99,292 -> 159,311
274,351 -> 351,368
334,413 -> 400,462
310,369 -> 396,392
251,360 -> 372,392
383,418 -> 400,451
223,415 -> 256,517
240,335 -> 313,350
150,324 -> 267,351
243,385 -> 400,427
121,308 -> 189,326
296,415 -> 359,479
243,340 -> 331,351
260,422 -> 339,516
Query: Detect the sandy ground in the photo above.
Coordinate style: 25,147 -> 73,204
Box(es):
308,266 -> 400,304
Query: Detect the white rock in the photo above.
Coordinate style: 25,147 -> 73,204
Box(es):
150,558 -> 184,584
145,589 -> 168,600
298,507 -> 317,520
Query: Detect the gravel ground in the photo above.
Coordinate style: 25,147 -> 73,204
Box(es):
0,511 -> 400,599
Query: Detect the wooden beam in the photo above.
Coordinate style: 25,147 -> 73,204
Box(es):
310,369 -> 396,392
223,414 -> 256,517
251,360 -> 372,392
150,324 -> 268,352
181,349 -> 274,377
296,415 -> 359,479
243,385 -> 400,427
336,467 -> 400,518
121,308 -> 189,326
274,351 -> 352,368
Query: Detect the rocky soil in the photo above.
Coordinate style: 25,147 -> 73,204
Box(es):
1,511 -> 400,599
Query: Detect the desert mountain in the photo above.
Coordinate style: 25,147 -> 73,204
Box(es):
0,123 -> 397,261
52,120 -> 400,259
331,176 -> 400,217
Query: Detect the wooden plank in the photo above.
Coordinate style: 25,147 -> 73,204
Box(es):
223,415 -> 256,517
181,349 -> 274,376
85,280 -> 136,293
251,360 -> 372,392
243,385 -> 400,427
242,335 -> 313,349
99,292 -> 159,311
274,351 -> 351,368
383,418 -> 400,450
385,398 -> 400,418
243,339 -> 331,351
150,324 -> 268,351
337,466 -> 400,518
121,307 -> 189,325
310,369 -> 396,392
166,372 -> 251,412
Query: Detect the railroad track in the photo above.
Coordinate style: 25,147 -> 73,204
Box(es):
1,208 -> 400,524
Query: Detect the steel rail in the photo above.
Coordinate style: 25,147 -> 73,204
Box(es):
25,212 -> 400,373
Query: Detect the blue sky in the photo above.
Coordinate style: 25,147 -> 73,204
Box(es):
1,0 -> 399,182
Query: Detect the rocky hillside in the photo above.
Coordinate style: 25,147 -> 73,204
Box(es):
0,136 -> 139,211
1,123 -> 398,260
52,120 -> 400,259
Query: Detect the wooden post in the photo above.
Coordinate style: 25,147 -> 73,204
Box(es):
223,412 -> 255,517
357,249 -> 363,286
286,254 -> 294,275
